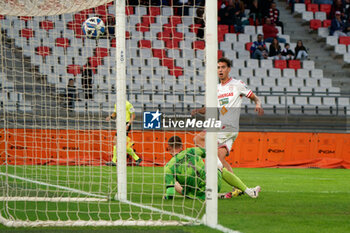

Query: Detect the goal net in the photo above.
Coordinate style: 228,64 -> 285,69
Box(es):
0,0 -> 222,229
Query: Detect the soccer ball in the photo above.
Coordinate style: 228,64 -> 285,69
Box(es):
82,17 -> 105,39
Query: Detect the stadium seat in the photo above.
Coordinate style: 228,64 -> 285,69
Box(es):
326,36 -> 338,46
263,77 -> 276,87
283,69 -> 295,78
302,11 -> 314,21
288,60 -> 301,70
315,12 -> 327,21
238,34 -> 251,43
232,59 -> 245,68
323,97 -> 336,106
20,28 -> 34,39
277,77 -> 290,87
142,15 -> 155,25
309,97 -> 322,106
334,44 -> 347,54
311,69 -> 323,78
291,78 -> 304,87
244,26 -> 256,35
269,68 -> 281,78
152,49 -> 166,59
67,64 -> 81,76
310,19 -> 322,30
305,78 -> 318,87
255,68 -> 267,78
218,50 -> 223,59
148,6 -> 161,16
240,67 -> 253,77
36,46 -> 51,57
319,78 -> 331,87
189,24 -> 201,34
89,57 -> 103,67
302,60 -> 315,70
266,96 -> 280,105
192,41 -> 205,50
297,69 -> 310,78
339,36 -> 350,46
169,67 -> 183,77
323,20 -> 331,28
260,59 -> 273,69
40,20 -> 54,31
247,59 -> 259,69
294,3 -> 306,14
245,42 -> 253,52
56,37 -> 70,48
338,97 -> 350,106
136,23 -> 150,32
95,47 -> 109,58
274,60 -> 287,70
318,27 -> 329,38
138,40 -> 152,48
320,4 -> 331,16
307,4 -> 319,13
125,6 -> 135,15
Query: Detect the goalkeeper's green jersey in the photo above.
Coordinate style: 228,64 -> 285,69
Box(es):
164,147 -> 222,200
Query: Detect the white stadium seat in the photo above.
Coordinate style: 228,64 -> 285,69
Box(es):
302,11 -> 314,21
315,12 -> 327,21
294,3 -> 306,14
297,69 -> 310,78
283,68 -> 295,78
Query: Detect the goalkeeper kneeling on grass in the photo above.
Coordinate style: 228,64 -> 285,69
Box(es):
164,136 -> 261,200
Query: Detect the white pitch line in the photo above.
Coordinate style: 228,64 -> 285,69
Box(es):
0,172 -> 239,233
0,172 -> 107,199
269,190 -> 350,194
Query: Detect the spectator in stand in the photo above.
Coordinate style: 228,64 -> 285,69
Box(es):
250,34 -> 269,59
195,7 -> 205,39
82,61 -> 94,99
263,18 -> 286,43
259,0 -> 273,18
66,79 -> 78,109
105,15 -> 115,39
281,43 -> 295,60
233,0 -> 245,18
218,0 -> 245,32
268,38 -> 282,60
269,2 -> 284,34
294,40 -> 309,60
330,11 -> 347,37
313,0 -> 332,4
249,0 -> 262,25
330,0 -> 344,19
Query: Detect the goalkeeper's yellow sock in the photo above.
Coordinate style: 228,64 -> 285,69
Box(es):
127,147 -> 140,161
222,168 -> 247,192
112,145 -> 117,163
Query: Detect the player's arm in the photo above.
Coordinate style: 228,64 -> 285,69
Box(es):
191,107 -> 206,116
105,112 -> 116,121
164,162 -> 176,199
127,112 -> 135,129
249,93 -> 264,116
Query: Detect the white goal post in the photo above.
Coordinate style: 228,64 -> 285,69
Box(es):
0,0 -> 233,231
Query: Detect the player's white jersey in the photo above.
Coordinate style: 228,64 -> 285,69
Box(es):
217,77 -> 252,131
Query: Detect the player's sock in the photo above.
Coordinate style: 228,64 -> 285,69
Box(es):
126,147 -> 139,161
222,168 -> 247,192
112,145 -> 117,163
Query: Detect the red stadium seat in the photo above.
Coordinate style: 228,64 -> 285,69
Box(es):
163,23 -> 177,34
152,49 -> 166,59
339,36 -> 350,45
189,24 -> 201,34
95,47 -> 109,57
111,38 -> 116,48
306,4 -> 319,13
323,20 -> 331,28
125,6 -> 135,16
310,19 -> 322,30
245,42 -> 253,51
304,0 -> 311,4
67,64 -> 81,76
288,60 -> 301,70
142,15 -> 155,25
169,67 -> 183,77
0,15 -> 5,20
95,5 -> 108,16
36,46 -> 51,57
161,58 -> 175,69
55,38 -> 70,48
148,7 -> 161,16
40,20 -> 54,31
274,60 -> 287,70
136,23 -> 150,32
125,31 -> 131,40
218,50 -> 223,59
157,31 -> 172,41
192,40 -> 205,50
74,13 -> 88,24
20,28 -> 34,39
67,21 -> 84,38
172,32 -> 184,40
89,57 -> 103,67
165,40 -> 180,49
218,24 -> 229,34
20,16 -> 33,21
320,4 -> 331,16
138,40 -> 152,48
169,16 -> 182,26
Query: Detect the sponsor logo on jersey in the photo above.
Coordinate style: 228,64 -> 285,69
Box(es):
219,97 -> 229,106
218,92 -> 234,99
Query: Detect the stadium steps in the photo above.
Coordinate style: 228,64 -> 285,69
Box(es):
276,0 -> 350,93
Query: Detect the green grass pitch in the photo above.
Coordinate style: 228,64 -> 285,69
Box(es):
0,166 -> 349,233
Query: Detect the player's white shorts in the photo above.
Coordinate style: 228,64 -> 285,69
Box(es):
217,132 -> 238,156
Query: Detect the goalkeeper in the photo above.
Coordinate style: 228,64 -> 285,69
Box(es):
164,136 -> 260,200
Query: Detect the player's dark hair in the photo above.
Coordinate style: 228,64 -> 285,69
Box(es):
218,57 -> 232,68
168,136 -> 183,149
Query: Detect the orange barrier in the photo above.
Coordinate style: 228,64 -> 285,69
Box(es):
0,129 -> 349,168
